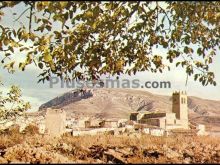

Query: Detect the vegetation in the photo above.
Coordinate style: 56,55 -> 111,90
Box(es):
0,81 -> 31,124
0,1 -> 219,85
0,127 -> 219,163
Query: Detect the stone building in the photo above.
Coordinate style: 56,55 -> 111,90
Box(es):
45,108 -> 66,136
130,91 -> 189,130
104,120 -> 118,128
83,118 -> 122,129
172,91 -> 188,129
84,119 -> 105,128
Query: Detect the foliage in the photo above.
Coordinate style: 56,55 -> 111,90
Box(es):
0,81 -> 31,122
0,1 -> 219,85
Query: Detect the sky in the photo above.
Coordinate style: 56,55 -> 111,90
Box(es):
0,2 -> 220,112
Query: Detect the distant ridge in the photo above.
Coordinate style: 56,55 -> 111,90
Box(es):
39,89 -> 93,110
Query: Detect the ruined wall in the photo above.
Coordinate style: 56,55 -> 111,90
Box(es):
141,113 -> 166,119
150,128 -> 165,136
130,113 -> 138,121
166,124 -> 187,130
85,120 -> 91,128
45,108 -> 66,136
104,121 -> 118,128
139,118 -> 160,127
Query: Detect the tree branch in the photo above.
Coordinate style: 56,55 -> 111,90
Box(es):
155,2 -> 159,32
14,7 -> 31,22
0,4 -> 7,10
185,73 -> 188,86
120,2 -> 140,23
158,5 -> 172,32
29,3 -> 33,34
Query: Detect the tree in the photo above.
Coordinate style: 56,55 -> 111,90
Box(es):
0,82 -> 31,124
0,1 -> 219,86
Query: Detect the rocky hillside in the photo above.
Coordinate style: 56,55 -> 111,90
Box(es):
39,88 -> 220,131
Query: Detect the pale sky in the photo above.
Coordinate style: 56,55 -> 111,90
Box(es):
0,2 -> 220,112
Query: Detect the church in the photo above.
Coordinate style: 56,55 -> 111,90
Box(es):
130,91 -> 189,130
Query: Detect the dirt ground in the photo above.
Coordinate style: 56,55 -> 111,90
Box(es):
0,125 -> 219,163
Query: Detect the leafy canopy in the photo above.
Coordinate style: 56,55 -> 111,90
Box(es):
0,1 -> 219,86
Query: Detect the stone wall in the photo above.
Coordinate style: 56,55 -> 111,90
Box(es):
139,118 -> 160,127
130,113 -> 138,121
172,91 -> 188,129
159,118 -> 166,129
45,108 -> 66,136
165,113 -> 176,125
150,128 -> 165,136
104,121 -> 118,128
72,128 -> 115,136
141,113 -> 166,119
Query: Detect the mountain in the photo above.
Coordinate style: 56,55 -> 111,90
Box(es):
38,88 -> 220,132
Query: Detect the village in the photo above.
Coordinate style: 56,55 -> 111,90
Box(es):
0,90 -> 207,138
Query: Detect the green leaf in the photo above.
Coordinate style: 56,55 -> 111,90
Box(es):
197,48 -> 202,55
43,52 -> 52,63
213,81 -> 217,86
38,62 -> 43,69
92,21 -> 98,29
176,62 -> 180,67
85,10 -> 93,17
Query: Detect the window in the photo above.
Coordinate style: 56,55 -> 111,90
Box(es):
182,98 -> 186,104
181,97 -> 184,104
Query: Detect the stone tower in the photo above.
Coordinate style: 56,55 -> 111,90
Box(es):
45,108 -> 66,136
172,91 -> 188,129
